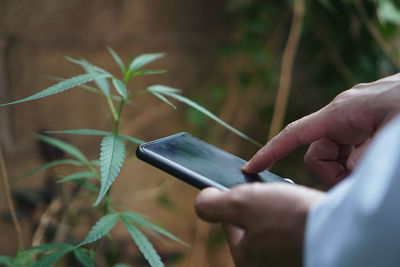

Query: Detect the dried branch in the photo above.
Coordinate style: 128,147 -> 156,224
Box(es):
31,198 -> 62,247
268,0 -> 306,140
0,147 -> 24,250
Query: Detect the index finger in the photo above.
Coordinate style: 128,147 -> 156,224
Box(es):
243,111 -> 328,173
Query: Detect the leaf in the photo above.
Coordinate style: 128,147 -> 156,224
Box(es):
73,248 -> 94,267
78,213 -> 120,246
0,73 -> 110,106
121,216 -> 164,267
128,53 -> 165,74
47,76 -> 123,101
36,134 -> 88,163
112,78 -> 128,99
150,91 -> 177,109
131,69 -> 166,77
123,212 -> 187,246
72,180 -> 98,192
47,129 -> 111,136
65,57 -> 110,76
66,57 -> 112,96
13,250 -> 35,266
94,135 -> 126,206
46,129 -> 144,144
25,243 -> 74,253
58,171 -> 98,183
18,159 -> 85,181
119,135 -> 145,145
148,85 -> 262,147
113,264 -> 131,267
378,1 -> 400,25
31,247 -> 73,267
108,47 -> 125,73
90,159 -> 101,166
0,255 -> 12,265
147,85 -> 182,94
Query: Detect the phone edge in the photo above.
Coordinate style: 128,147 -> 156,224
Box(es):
136,142 -> 229,191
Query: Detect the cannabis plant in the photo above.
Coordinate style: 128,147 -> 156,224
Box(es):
0,48 -> 260,266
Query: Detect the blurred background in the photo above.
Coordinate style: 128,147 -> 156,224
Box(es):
0,0 -> 399,266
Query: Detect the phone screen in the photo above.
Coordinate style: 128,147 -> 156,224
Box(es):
137,133 -> 285,189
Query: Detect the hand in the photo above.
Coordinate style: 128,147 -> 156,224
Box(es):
195,183 -> 324,267
243,73 -> 400,186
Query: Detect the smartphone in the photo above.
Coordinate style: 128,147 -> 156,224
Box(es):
136,132 -> 291,191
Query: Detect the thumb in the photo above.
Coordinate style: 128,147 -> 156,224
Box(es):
195,187 -> 247,228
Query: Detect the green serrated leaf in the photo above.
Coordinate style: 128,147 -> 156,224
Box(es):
47,76 -> 123,101
58,171 -> 97,183
46,129 -> 144,144
36,134 -> 88,162
128,53 -> 165,74
123,212 -> 187,246
112,78 -> 128,99
65,57 -> 112,96
119,135 -> 145,145
25,243 -> 73,253
121,216 -> 164,267
0,73 -> 110,106
90,159 -> 101,166
108,47 -> 125,73
147,85 -> 182,94
72,179 -> 98,192
31,247 -> 73,267
65,57 -> 110,76
94,135 -> 126,206
149,85 -> 262,147
73,248 -> 94,267
78,213 -> 120,246
18,159 -> 85,181
47,129 -> 111,136
131,69 -> 166,77
150,92 -> 177,109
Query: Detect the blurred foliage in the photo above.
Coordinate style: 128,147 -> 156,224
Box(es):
221,0 -> 398,98
185,0 -> 399,183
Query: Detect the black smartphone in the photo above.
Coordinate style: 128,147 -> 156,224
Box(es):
136,132 -> 291,191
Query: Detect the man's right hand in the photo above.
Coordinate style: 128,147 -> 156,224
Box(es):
243,73 -> 400,186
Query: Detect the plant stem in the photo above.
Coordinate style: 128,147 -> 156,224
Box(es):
268,0 -> 305,140
107,97 -> 118,121
114,99 -> 125,135
128,89 -> 148,100
0,147 -> 25,250
92,94 -> 126,260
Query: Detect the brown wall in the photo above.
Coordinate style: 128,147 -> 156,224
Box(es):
0,1 -> 235,266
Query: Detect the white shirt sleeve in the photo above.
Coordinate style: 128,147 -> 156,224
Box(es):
304,115 -> 400,267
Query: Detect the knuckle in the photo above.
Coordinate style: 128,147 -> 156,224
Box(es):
328,89 -> 358,112
229,184 -> 258,210
333,89 -> 355,102
229,188 -> 248,209
282,122 -> 296,134
352,82 -> 368,90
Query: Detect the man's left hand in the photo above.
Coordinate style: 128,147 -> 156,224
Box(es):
195,183 -> 324,267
